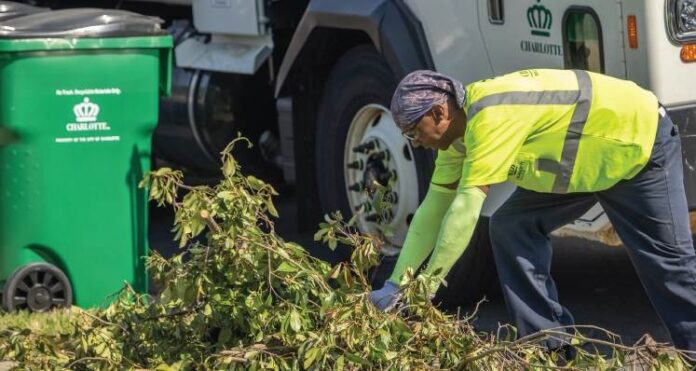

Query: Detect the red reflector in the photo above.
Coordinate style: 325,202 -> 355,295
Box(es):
627,15 -> 638,49
681,44 -> 696,63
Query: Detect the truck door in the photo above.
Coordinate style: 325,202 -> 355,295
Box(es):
477,0 -> 626,77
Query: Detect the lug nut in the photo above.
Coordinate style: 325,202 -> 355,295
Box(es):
352,140 -> 378,154
379,170 -> 398,185
347,160 -> 363,170
349,182 -> 364,192
386,191 -> 398,204
372,150 -> 390,161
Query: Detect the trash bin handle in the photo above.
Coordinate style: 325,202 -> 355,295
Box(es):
0,126 -> 18,147
160,45 -> 173,97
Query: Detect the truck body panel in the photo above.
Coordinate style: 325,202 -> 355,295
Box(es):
403,0 -> 493,82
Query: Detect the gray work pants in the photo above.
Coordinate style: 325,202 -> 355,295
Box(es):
490,111 -> 696,352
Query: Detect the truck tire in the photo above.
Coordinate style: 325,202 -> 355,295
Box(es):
315,45 -> 495,307
316,45 -> 431,256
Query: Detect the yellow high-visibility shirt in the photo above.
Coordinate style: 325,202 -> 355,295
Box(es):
431,69 -> 658,193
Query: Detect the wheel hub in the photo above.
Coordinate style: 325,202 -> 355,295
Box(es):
362,147 -> 392,194
343,104 -> 420,253
28,286 -> 52,311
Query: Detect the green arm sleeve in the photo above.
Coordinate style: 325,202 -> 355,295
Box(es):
388,183 -> 456,284
422,186 -> 486,294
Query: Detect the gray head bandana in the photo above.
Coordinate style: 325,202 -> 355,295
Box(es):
390,70 -> 467,129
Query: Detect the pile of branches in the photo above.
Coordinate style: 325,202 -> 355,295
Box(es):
0,139 -> 691,370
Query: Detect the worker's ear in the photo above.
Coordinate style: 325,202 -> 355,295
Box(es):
431,104 -> 446,125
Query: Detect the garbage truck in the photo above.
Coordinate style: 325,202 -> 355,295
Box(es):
21,0 -> 696,307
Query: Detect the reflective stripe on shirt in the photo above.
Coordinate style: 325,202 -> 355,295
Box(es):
465,70 -> 593,193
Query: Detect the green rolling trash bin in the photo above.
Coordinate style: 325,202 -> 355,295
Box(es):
0,8 -> 172,311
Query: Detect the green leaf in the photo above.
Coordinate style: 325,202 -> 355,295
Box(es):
277,261 -> 297,273
217,327 -> 232,345
347,212 -> 359,226
266,199 -> 279,217
275,247 -> 290,260
335,355 -> 345,371
327,264 -> 341,279
247,175 -> 265,190
217,191 -> 235,200
313,229 -> 327,242
223,158 -> 236,177
303,347 -> 319,369
345,352 -> 369,366
290,309 -> 302,332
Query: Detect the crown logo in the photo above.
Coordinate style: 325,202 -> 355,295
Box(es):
527,0 -> 552,37
74,97 -> 100,122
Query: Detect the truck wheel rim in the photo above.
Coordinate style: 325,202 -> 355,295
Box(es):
344,104 -> 420,253
11,269 -> 68,311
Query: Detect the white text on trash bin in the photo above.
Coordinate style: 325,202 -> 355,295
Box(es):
54,96 -> 119,144
73,97 -> 100,123
55,88 -> 122,96
55,136 -> 120,144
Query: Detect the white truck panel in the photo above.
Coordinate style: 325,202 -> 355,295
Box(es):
404,0 -> 493,84
643,1 -> 696,106
477,0 -> 564,74
193,0 -> 266,36
476,0 -> 625,77
404,0 -> 504,217
620,1 -> 650,89
591,0 -> 626,78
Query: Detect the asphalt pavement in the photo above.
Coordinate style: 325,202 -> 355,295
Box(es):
468,236 -> 670,345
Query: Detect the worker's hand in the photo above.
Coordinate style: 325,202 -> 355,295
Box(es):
368,280 -> 401,311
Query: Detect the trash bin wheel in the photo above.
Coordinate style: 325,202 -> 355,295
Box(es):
2,262 -> 73,312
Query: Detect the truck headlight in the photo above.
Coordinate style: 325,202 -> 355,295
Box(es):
679,0 -> 696,32
668,0 -> 696,43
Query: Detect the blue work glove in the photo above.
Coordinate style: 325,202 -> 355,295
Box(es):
369,280 -> 401,311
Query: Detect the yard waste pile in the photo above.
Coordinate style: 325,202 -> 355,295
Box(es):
0,139 -> 692,370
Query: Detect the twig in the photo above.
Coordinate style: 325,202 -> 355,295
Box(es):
77,308 -> 128,333
200,209 -> 222,234
238,235 -> 333,293
266,250 -> 292,307
459,296 -> 487,324
142,302 -> 205,322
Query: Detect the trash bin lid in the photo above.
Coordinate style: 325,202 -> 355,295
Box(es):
0,8 -> 166,38
0,1 -> 49,22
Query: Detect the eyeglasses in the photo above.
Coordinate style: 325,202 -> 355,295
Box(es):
401,124 -> 419,141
